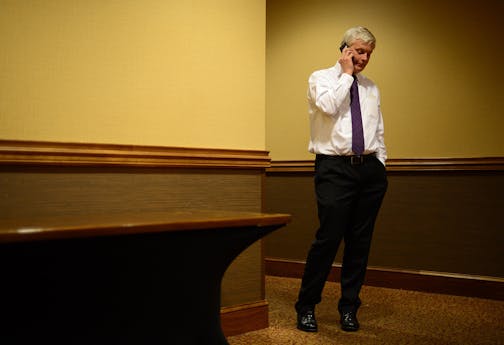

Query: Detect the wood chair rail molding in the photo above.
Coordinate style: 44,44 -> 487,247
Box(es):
2,140 -> 502,171
0,140 -> 270,169
266,157 -> 504,173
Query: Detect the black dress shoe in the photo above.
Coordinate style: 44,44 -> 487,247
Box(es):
340,311 -> 359,332
297,309 -> 318,332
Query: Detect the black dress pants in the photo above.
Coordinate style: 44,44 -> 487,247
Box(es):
295,154 -> 388,314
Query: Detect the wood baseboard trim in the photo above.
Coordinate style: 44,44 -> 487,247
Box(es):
220,300 -> 269,337
265,258 -> 504,300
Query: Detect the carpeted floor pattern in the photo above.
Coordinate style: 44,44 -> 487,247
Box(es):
227,276 -> 504,345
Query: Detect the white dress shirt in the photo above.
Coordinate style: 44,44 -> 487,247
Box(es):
307,62 -> 387,165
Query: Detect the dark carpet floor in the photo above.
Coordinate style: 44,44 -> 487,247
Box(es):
228,276 -> 504,345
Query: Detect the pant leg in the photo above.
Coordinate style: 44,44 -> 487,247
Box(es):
338,157 -> 388,313
295,156 -> 359,312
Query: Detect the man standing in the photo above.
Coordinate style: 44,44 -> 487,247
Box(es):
295,26 -> 388,333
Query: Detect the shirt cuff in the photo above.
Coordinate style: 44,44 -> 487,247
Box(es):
340,73 -> 354,86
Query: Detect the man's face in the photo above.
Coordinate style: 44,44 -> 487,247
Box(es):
349,39 -> 374,74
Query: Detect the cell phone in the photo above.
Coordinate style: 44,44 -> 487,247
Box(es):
339,43 -> 355,64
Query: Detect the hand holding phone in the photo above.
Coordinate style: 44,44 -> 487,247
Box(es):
338,43 -> 355,75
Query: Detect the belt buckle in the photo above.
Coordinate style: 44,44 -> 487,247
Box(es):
350,155 -> 364,165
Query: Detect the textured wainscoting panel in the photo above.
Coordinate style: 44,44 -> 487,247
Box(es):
0,166 -> 264,307
262,173 -> 318,262
372,173 -> 503,277
264,169 -> 504,279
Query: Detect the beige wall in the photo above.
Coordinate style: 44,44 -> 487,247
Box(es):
3,1 -> 503,157
266,0 -> 504,160
0,0 -> 265,150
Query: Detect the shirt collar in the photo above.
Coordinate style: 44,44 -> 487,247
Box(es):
335,61 -> 365,82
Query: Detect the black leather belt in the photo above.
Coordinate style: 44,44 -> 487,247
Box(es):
316,154 -> 375,166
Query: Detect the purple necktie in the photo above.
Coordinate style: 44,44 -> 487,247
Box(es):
350,76 -> 364,155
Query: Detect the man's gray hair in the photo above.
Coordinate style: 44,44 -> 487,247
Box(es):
341,26 -> 376,48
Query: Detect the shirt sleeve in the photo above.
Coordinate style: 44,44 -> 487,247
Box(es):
307,70 -> 354,118
375,89 -> 387,165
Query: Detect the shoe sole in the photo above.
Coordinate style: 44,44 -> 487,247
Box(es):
297,325 -> 318,332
